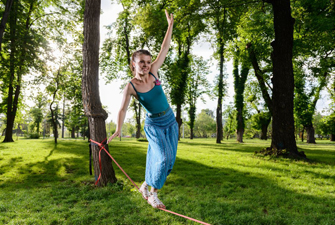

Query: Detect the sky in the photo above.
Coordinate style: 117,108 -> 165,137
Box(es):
98,0 -> 331,123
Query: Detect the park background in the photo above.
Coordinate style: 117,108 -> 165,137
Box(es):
0,0 -> 335,224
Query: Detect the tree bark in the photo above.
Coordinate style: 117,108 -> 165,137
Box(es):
216,40 -> 224,144
305,125 -> 316,144
135,101 -> 141,139
71,128 -> 75,138
236,108 -> 244,143
261,123 -> 268,140
176,104 -> 182,140
82,0 -> 116,186
3,1 -> 17,142
330,134 -> 334,141
247,43 -> 273,115
0,0 -> 14,52
62,96 -> 65,138
268,0 -> 303,157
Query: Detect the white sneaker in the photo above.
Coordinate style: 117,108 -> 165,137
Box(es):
148,192 -> 165,209
139,182 -> 149,200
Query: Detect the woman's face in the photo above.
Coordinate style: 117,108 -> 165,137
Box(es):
133,54 -> 152,76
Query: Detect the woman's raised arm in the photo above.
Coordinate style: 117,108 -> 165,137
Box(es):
150,9 -> 173,75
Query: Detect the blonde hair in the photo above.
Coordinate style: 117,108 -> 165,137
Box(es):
130,49 -> 152,76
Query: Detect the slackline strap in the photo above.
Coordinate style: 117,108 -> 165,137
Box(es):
89,138 -> 211,225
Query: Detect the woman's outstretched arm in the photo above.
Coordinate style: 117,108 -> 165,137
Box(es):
107,83 -> 133,143
151,9 -> 173,75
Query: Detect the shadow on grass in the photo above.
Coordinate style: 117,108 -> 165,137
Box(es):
1,139 -> 335,224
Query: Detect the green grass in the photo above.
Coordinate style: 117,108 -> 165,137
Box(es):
0,138 -> 334,225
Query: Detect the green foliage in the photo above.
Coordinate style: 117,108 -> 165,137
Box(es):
27,132 -> 40,139
186,55 -> 211,136
194,109 -> 216,137
294,65 -> 327,128
233,53 -> 250,132
223,104 -> 237,139
319,113 -> 335,136
251,112 -> 271,131
100,5 -> 135,82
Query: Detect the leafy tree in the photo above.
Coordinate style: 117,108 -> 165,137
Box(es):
294,67 -> 327,143
292,0 -> 335,143
223,104 -> 236,140
244,79 -> 271,140
165,0 -> 205,139
1,0 -> 49,142
186,55 -> 211,139
319,114 -> 335,141
233,51 -> 250,143
194,109 -> 216,138
204,0 -> 240,143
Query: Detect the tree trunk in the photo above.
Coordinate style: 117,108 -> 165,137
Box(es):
176,104 -> 182,140
82,0 -> 116,186
62,96 -> 65,138
330,134 -> 334,141
301,128 -> 304,142
216,40 -> 224,144
71,127 -> 75,138
247,43 -> 273,115
135,102 -> 141,139
236,108 -> 244,143
305,125 -> 316,144
3,1 -> 17,143
190,127 -> 194,139
261,123 -> 268,140
269,0 -> 303,157
0,0 -> 14,51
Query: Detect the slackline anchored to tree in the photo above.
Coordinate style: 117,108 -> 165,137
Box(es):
90,138 -> 211,225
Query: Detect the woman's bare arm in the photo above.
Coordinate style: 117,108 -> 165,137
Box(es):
150,10 -> 174,75
107,83 -> 133,143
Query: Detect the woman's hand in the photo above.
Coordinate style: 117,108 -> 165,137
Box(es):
107,130 -> 121,144
165,9 -> 173,26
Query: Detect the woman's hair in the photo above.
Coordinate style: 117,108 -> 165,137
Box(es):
130,49 -> 152,75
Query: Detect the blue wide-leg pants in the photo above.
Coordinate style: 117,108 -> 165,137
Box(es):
144,108 -> 179,189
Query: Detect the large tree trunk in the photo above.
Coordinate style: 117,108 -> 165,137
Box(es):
190,127 -> 194,139
269,0 -> 304,158
305,125 -> 316,144
3,1 -> 17,143
330,134 -> 335,141
82,0 -> 116,186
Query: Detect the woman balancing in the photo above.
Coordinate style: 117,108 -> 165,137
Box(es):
107,10 -> 178,209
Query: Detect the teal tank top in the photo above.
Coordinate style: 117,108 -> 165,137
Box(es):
129,72 -> 169,114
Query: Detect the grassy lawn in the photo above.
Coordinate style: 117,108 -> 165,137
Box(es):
0,137 -> 334,225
